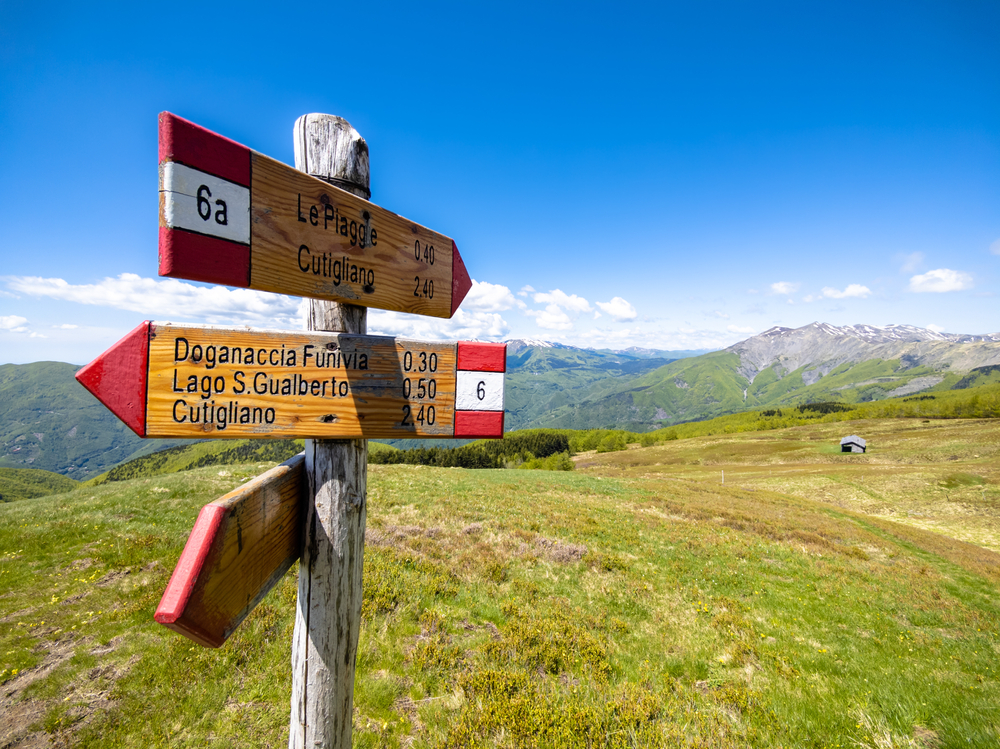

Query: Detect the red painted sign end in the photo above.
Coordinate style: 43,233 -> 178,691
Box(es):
155,503 -> 228,648
158,112 -> 250,187
454,410 -> 504,438
158,226 -> 251,288
75,320 -> 150,437
457,341 -> 506,372
451,241 -> 473,316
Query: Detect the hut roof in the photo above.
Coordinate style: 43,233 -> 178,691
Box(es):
840,435 -> 866,447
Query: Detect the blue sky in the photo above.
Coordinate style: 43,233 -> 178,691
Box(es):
1,0 -> 998,364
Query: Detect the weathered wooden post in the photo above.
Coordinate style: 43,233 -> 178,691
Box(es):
289,114 -> 370,749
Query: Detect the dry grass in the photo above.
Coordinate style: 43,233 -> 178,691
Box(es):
579,417 -> 1000,554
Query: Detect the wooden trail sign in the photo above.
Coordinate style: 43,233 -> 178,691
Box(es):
75,321 -> 506,439
158,112 -> 473,318
155,453 -> 305,647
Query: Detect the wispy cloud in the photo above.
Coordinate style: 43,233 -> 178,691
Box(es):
3,273 -> 519,342
899,252 -> 924,273
525,304 -> 574,330
991,239 -> 1000,256
521,288 -> 595,331
770,281 -> 799,295
5,273 -> 305,327
908,269 -> 973,293
462,280 -> 521,312
821,284 -> 871,299
369,307 -> 510,341
0,315 -> 28,332
596,297 -> 637,321
533,289 -> 591,313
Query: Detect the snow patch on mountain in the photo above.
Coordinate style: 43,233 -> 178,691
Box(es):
728,322 -> 1000,385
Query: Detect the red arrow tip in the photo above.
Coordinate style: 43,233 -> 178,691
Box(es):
75,321 -> 150,437
450,241 -> 473,317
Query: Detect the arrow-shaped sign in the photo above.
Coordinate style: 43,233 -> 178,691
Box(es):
158,112 -> 473,318
75,321 -> 506,439
156,452 -> 305,647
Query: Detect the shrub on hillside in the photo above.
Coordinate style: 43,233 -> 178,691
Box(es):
596,431 -> 628,453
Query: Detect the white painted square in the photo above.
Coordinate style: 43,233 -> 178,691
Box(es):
161,162 -> 250,244
456,370 -> 505,411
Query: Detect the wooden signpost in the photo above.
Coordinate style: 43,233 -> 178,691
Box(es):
155,453 -> 306,647
158,112 -> 473,319
75,321 -> 506,439
77,111 -> 501,748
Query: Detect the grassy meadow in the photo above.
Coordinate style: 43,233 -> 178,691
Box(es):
2,418 -> 999,747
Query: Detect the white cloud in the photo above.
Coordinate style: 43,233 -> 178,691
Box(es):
991,239 -> 1000,256
926,323 -> 945,333
822,284 -> 871,299
899,252 -> 924,273
727,325 -> 755,334
0,315 -> 28,332
517,284 -> 535,297
525,304 -> 574,330
908,268 -> 973,293
5,273 -> 304,327
713,311 -> 730,319
462,280 -> 518,312
770,281 -> 799,295
595,297 -> 637,321
550,323 -> 740,352
53,324 -> 79,329
533,289 -> 591,313
519,288 -> 595,331
369,307 -> 510,341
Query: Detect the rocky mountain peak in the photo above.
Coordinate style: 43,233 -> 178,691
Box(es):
727,322 -> 1000,385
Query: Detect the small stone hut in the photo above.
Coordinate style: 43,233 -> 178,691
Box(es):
840,435 -> 866,453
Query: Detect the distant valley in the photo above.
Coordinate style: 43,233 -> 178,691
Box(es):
525,323 -> 1000,431
3,322 -> 999,477
0,362 -> 193,478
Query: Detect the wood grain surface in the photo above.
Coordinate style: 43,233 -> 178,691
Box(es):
155,453 -> 305,647
250,153 -> 456,317
145,323 -> 457,438
289,113 -> 370,749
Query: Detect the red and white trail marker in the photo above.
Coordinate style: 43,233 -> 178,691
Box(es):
158,112 -> 472,319
75,321 -> 506,440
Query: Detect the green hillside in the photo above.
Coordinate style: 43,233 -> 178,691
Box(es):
952,364 -> 1000,390
531,352 -> 971,432
0,362 -> 195,478
2,345 -> 995,479
85,438 -> 400,484
504,345 -> 673,431
0,467 -> 79,502
1,415 -> 998,747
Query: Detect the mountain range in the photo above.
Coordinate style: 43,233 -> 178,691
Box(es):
516,322 -> 1000,431
3,323 -> 999,476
